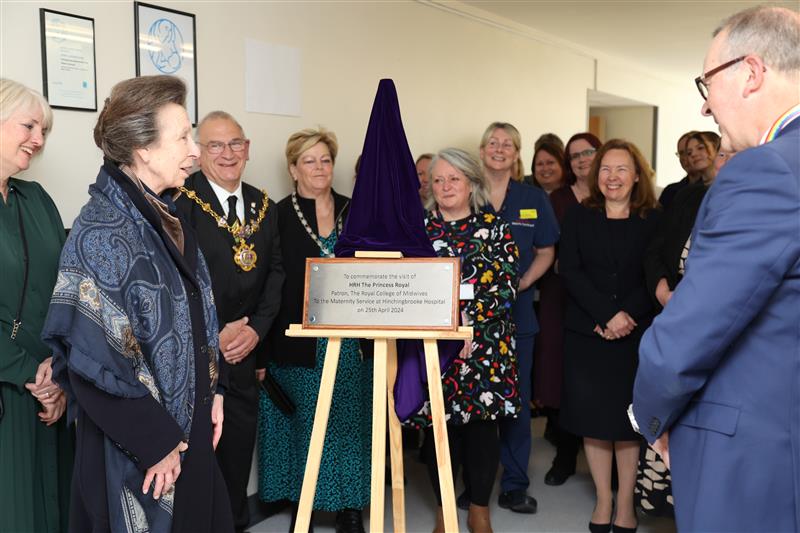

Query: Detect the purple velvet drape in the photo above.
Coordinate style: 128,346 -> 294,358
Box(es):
334,79 -> 459,421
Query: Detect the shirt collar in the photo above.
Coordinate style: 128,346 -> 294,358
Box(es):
7,178 -> 28,198
206,176 -> 243,219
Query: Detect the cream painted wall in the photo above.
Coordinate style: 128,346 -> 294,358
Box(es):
3,1 -> 710,225
590,106 -> 655,166
3,0 -> 595,225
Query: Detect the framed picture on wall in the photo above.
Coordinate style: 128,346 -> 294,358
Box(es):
134,2 -> 198,125
40,9 -> 98,111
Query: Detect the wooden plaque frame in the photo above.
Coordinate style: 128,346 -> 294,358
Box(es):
302,256 -> 460,331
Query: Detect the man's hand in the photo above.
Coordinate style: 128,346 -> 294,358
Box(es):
655,278 -> 674,307
25,357 -> 60,404
143,441 -> 188,499
38,391 -> 66,426
212,394 -> 224,450
223,325 -> 259,364
652,430 -> 670,469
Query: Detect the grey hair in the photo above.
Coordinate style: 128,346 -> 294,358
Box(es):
714,6 -> 800,74
197,110 -> 246,139
0,78 -> 53,135
424,147 -> 491,213
93,76 -> 186,165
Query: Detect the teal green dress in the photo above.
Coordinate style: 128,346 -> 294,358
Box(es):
257,232 -> 373,511
0,178 -> 72,532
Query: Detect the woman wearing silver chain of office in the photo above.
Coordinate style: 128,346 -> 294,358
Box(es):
257,128 -> 372,533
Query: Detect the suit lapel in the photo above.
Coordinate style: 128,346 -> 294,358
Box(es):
242,185 -> 260,225
193,172 -> 227,217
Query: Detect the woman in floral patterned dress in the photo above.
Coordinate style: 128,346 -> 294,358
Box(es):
407,148 -> 519,533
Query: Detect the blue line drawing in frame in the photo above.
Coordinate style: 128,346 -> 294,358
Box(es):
134,2 -> 198,125
147,18 -> 183,74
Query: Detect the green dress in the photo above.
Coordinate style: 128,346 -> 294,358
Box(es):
0,178 -> 72,533
257,232 -> 373,511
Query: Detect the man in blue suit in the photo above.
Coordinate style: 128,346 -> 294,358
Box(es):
632,5 -> 800,532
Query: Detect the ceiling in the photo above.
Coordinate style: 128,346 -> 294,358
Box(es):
459,0 -> 798,82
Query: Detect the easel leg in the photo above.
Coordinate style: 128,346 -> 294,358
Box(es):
386,340 -> 406,533
370,339 -> 388,533
295,337 -> 342,533
423,339 -> 458,533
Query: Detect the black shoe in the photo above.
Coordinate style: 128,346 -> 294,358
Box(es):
456,489 -> 470,511
589,522 -> 612,533
544,464 -> 575,486
611,524 -> 637,533
335,508 -> 365,533
497,490 -> 538,514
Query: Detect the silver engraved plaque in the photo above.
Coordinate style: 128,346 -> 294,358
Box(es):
303,258 -> 459,330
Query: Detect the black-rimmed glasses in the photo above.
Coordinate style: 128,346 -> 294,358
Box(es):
199,139 -> 249,154
695,56 -> 746,100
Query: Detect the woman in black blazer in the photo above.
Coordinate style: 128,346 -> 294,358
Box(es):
559,139 -> 661,533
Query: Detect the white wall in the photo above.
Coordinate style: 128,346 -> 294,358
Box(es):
2,1 -> 707,226
591,106 -> 655,166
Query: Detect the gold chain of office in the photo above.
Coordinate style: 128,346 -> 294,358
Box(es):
179,187 -> 269,272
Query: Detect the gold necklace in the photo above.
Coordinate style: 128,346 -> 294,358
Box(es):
180,186 -> 269,272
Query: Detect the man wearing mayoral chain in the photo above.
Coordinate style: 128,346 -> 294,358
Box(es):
176,111 -> 284,532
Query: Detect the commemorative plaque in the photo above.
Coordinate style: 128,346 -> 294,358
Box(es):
303,257 -> 460,330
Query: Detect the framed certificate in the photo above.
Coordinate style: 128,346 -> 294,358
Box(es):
39,9 -> 97,111
134,2 -> 198,125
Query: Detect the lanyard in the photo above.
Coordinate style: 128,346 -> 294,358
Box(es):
10,186 -> 29,340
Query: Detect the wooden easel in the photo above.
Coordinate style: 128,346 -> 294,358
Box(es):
289,253 -> 471,533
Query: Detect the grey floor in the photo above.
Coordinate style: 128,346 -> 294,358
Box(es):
250,417 -> 676,533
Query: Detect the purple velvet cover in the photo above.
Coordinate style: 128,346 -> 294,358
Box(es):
334,79 -> 459,421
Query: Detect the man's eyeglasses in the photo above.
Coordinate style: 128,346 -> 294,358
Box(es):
569,148 -> 596,161
199,139 -> 249,154
695,56 -> 746,100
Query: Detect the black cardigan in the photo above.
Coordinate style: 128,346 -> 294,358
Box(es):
644,182 -> 709,308
559,203 -> 661,335
266,191 -> 350,367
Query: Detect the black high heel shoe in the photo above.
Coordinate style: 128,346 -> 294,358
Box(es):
589,499 -> 614,533
589,522 -> 612,533
611,524 -> 637,533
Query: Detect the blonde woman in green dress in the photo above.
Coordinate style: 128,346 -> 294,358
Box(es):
0,78 -> 72,533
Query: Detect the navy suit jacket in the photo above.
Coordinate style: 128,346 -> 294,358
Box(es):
633,117 -> 800,532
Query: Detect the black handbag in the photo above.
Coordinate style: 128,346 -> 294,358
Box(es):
259,368 -> 295,416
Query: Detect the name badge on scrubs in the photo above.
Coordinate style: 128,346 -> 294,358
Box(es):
460,283 -> 475,300
520,208 -> 538,219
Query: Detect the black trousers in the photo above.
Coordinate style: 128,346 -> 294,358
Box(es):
422,420 -> 499,507
216,355 -> 259,531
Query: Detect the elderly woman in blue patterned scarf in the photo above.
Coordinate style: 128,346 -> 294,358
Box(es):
407,147 -> 520,533
42,76 -> 234,533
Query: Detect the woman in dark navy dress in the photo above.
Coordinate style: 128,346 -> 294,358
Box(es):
559,139 -> 660,533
